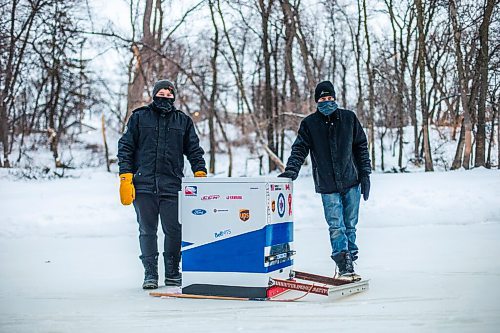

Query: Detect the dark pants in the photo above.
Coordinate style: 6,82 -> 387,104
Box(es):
133,193 -> 180,259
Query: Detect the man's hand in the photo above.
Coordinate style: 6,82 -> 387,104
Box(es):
360,175 -> 370,201
119,173 -> 135,205
278,170 -> 298,181
194,170 -> 207,177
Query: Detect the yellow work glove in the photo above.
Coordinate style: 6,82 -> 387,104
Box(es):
194,170 -> 207,177
119,173 -> 135,205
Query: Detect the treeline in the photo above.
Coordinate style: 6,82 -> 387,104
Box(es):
0,0 -> 110,168
1,0 -> 499,173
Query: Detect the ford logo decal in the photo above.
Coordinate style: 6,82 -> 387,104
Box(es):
192,209 -> 207,215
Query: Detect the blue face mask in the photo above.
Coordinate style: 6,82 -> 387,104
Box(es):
317,100 -> 338,116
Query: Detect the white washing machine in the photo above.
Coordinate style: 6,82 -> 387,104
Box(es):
180,177 -> 294,298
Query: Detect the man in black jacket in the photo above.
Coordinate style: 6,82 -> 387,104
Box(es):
118,79 -> 207,289
279,80 -> 371,281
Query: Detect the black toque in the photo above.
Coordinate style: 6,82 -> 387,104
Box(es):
314,81 -> 336,103
152,80 -> 176,101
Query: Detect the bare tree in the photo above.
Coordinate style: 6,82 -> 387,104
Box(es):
257,0 -> 277,172
0,0 -> 48,167
208,0 -> 220,174
416,0 -> 433,171
474,0 -> 495,167
126,0 -> 155,120
362,0 -> 376,170
216,0 -> 284,171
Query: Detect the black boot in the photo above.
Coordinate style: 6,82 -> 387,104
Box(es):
164,252 -> 181,287
351,250 -> 359,262
331,251 -> 361,281
140,254 -> 159,289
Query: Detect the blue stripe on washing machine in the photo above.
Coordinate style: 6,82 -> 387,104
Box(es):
182,222 -> 293,273
264,221 -> 292,246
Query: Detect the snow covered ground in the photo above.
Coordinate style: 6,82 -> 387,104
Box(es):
0,168 -> 499,332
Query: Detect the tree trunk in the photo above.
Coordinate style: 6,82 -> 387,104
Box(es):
280,0 -> 299,99
362,0 -> 376,171
410,37 -> 420,163
258,0 -> 276,172
341,62 -> 347,107
449,0 -> 472,170
101,114 -> 110,172
486,106 -> 496,169
387,0 -> 405,170
126,0 -> 154,120
0,0 -> 19,168
292,3 -> 315,101
474,0 -> 495,167
208,0 -> 219,175
355,0 -> 364,124
416,0 -> 433,171
451,117 -> 465,170
214,93 -> 233,177
380,129 -> 386,171
273,29 -> 280,159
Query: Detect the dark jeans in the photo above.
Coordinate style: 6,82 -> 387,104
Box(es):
133,193 -> 180,259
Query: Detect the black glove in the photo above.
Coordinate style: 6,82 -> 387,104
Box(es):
360,176 -> 370,201
278,170 -> 298,180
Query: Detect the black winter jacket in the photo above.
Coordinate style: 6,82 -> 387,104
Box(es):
284,108 -> 371,194
117,104 -> 206,196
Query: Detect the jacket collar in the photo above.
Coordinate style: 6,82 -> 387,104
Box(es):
315,109 -> 341,122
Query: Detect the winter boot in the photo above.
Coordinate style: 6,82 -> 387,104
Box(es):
331,251 -> 361,282
164,252 -> 181,287
140,254 -> 159,289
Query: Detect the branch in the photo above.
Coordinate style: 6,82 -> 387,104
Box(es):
164,0 -> 205,41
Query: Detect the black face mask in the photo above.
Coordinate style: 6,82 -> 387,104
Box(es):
153,96 -> 175,113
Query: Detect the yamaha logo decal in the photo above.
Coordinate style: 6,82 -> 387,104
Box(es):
226,195 -> 243,200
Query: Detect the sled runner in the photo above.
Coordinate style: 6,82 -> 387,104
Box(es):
150,270 -> 369,301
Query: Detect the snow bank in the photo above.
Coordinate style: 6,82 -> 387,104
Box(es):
0,168 -> 499,332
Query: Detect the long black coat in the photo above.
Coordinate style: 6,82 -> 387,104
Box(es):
284,109 -> 371,194
117,104 -> 206,196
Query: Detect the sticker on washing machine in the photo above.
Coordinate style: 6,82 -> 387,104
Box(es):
288,193 -> 292,216
271,184 -> 283,191
191,209 -> 207,215
239,209 -> 250,222
214,229 -> 231,239
184,186 -> 198,196
201,194 -> 220,200
277,193 -> 286,218
226,195 -> 243,200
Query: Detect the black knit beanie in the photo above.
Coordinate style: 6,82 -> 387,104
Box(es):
152,80 -> 176,101
314,81 -> 336,103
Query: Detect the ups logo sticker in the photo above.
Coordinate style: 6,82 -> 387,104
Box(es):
239,209 -> 250,222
